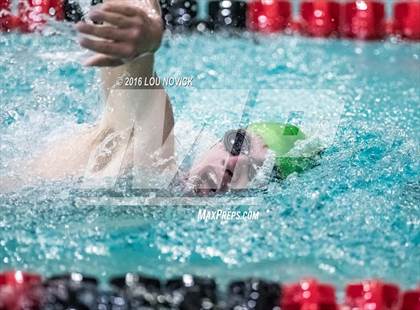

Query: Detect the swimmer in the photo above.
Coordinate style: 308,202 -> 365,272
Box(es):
2,0 -> 320,194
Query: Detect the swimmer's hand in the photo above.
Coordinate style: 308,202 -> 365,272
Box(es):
75,0 -> 163,67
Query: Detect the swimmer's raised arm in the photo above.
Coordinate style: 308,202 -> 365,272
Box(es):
10,0 -> 174,187
75,0 -> 174,167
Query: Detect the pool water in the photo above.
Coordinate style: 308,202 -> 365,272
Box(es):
0,23 -> 419,292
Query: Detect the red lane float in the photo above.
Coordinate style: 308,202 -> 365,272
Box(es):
247,0 -> 291,33
49,0 -> 64,20
393,0 -> 420,40
281,278 -> 338,310
299,0 -> 341,37
344,280 -> 400,310
341,0 -> 386,40
19,0 -> 50,32
0,0 -> 64,32
0,270 -> 42,310
400,289 -> 420,310
0,0 -> 22,31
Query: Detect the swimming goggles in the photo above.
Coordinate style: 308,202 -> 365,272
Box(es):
222,129 -> 260,180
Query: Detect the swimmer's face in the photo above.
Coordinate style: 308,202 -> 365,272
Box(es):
186,130 -> 268,195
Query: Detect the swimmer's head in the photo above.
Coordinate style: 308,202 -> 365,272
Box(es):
185,123 -> 307,195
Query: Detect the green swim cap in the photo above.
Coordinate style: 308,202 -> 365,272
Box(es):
247,122 -> 318,179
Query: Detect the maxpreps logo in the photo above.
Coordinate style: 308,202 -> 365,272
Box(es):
197,209 -> 260,221
74,88 -> 344,207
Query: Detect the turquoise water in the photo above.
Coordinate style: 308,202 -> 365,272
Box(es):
0,29 -> 419,292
